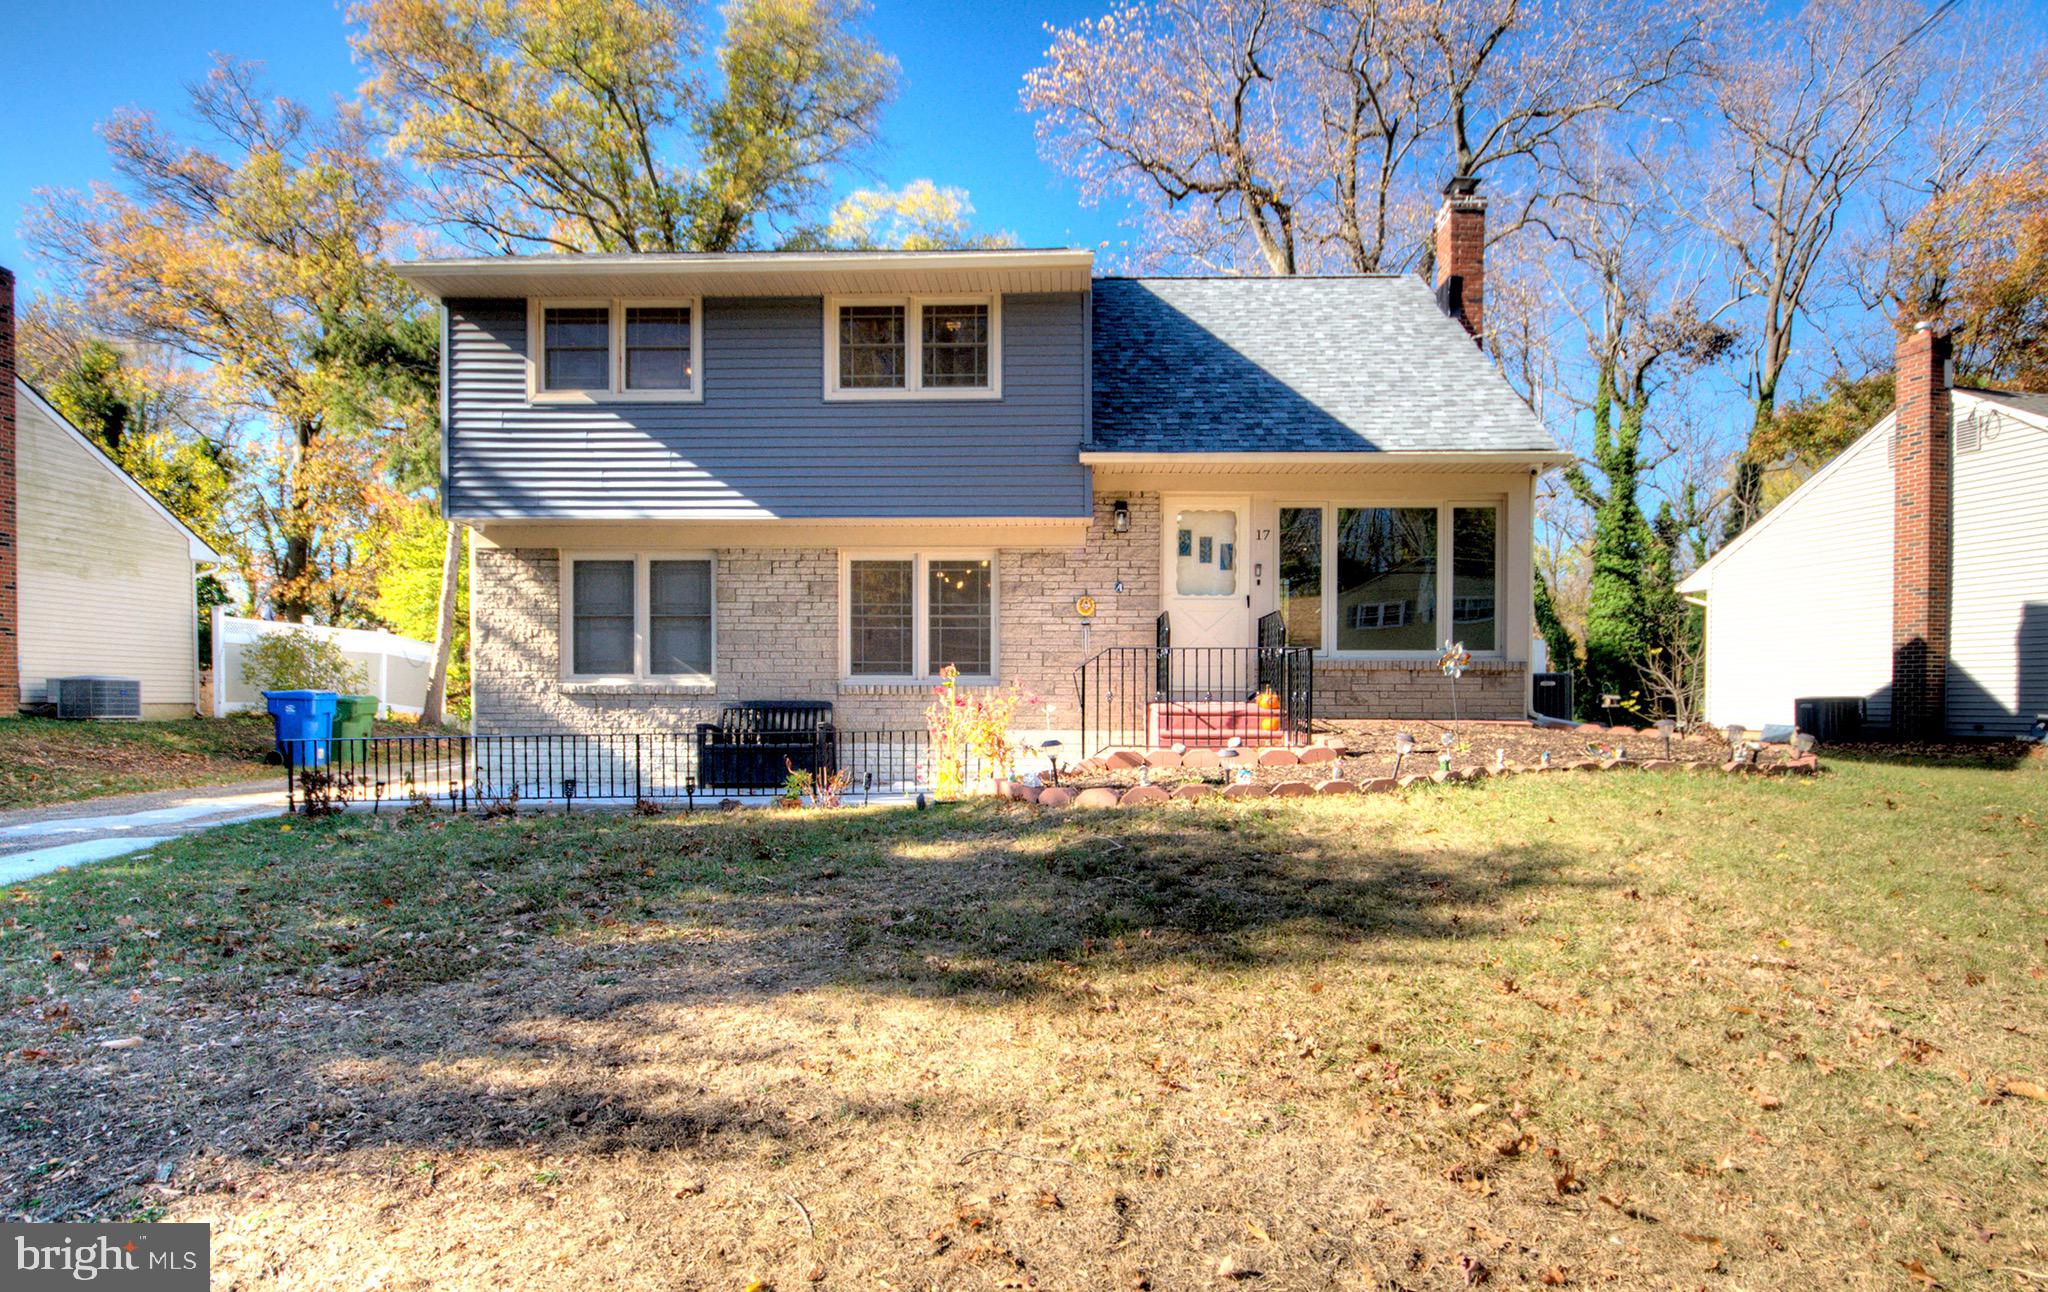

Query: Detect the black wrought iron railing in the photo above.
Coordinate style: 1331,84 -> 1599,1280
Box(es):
282,728 -> 970,814
1073,638 -> 1313,756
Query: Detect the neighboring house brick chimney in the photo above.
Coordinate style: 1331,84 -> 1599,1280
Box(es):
1891,321 -> 1952,738
1435,175 -> 1486,345
0,265 -> 18,714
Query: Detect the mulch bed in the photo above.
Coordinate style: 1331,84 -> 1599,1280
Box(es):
1058,718 -> 1729,792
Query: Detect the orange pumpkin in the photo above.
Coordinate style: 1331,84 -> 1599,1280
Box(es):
1259,715 -> 1281,733
1254,688 -> 1281,710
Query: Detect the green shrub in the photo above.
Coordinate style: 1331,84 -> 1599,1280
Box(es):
241,629 -> 370,695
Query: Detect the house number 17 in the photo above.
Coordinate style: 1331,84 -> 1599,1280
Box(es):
1255,529 -> 1271,541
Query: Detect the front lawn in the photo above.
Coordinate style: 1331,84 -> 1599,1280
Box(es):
1,754 -> 2042,1287
0,714 -> 280,809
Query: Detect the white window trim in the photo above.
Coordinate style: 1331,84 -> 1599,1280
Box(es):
823,295 -> 1003,401
838,550 -> 1000,683
1277,498 -> 1506,660
559,551 -> 717,683
528,298 -> 704,404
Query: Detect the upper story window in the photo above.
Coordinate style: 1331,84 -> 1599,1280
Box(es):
530,299 -> 702,403
824,296 -> 1001,400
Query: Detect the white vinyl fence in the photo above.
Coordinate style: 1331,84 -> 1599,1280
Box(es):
210,609 -> 436,718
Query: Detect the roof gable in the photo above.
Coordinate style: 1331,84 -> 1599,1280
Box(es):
14,378 -> 222,562
1678,388 -> 2048,596
1088,275 -> 1559,455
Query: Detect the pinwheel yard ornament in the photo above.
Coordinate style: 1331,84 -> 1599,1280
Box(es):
1438,640 -> 1472,733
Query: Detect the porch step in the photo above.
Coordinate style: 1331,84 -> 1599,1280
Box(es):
1146,700 -> 1292,748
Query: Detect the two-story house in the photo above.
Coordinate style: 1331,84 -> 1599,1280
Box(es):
394,182 -> 1566,746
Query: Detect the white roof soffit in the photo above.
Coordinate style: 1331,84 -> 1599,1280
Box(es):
391,248 -> 1096,301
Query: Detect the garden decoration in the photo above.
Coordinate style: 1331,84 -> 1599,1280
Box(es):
1792,731 -> 1817,757
1039,738 -> 1065,786
1601,692 -> 1622,728
1255,687 -> 1283,734
1656,717 -> 1677,759
1438,640 -> 1471,734
1218,746 -> 1249,782
1496,748 -> 1506,772
1393,730 -> 1416,779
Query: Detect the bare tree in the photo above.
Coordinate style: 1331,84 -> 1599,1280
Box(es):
1023,0 -> 1727,276
1697,0 -> 1943,541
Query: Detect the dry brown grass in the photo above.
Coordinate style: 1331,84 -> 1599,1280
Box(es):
2,753 -> 2044,1289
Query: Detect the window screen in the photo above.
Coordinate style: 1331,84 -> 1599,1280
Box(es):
648,559 -> 712,674
928,559 -> 992,675
838,305 -> 907,389
921,303 -> 989,388
849,559 -> 915,674
571,559 -> 635,674
624,306 -> 691,391
544,307 -> 611,391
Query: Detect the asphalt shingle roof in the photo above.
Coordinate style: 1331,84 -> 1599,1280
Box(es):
1089,276 -> 1560,454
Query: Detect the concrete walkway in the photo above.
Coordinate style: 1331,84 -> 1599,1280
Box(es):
0,781 -> 288,885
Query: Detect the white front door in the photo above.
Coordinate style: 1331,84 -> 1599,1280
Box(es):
1161,496 -> 1252,694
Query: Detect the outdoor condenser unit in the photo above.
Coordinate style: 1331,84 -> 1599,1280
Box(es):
1792,696 -> 1865,745
52,676 -> 144,721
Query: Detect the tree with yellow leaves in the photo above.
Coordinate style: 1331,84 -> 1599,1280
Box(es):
350,0 -> 897,253
27,58 -> 423,622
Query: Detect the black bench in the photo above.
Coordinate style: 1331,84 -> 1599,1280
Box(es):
694,701 -> 837,791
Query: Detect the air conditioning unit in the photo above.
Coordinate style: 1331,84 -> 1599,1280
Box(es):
52,676 -> 143,721
1793,696 -> 1865,745
1531,672 -> 1575,723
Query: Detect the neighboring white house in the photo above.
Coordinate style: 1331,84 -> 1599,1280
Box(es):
1679,328 -> 2047,739
8,376 -> 222,718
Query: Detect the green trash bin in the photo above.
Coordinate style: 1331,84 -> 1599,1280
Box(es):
333,694 -> 378,766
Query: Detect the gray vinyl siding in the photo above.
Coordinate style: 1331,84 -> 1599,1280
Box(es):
445,293 -> 1090,520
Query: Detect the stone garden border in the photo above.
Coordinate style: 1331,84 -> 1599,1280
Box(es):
1001,743 -> 1819,807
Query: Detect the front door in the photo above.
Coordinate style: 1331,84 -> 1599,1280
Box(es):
1161,496 -> 1251,696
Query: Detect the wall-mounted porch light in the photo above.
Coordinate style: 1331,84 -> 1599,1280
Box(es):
1111,498 -> 1131,533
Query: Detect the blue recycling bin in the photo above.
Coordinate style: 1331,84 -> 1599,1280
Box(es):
263,690 -> 338,767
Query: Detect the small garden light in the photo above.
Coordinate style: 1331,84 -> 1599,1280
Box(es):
1792,731 -> 1817,756
560,776 -> 577,815
1040,737 -> 1064,786
1393,730 -> 1415,779
1655,717 -> 1676,759
1601,693 -> 1622,727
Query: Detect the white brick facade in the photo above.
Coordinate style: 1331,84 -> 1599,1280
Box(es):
470,486 -> 1526,736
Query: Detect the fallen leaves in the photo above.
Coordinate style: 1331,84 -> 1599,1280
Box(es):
1999,1078 -> 2048,1102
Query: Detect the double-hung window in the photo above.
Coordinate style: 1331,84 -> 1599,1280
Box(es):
563,554 -> 715,681
531,299 -> 702,401
844,554 -> 995,680
1272,502 -> 1501,655
825,296 -> 1001,398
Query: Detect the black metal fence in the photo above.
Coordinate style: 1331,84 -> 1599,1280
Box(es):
282,728 -> 964,813
1074,641 -> 1314,756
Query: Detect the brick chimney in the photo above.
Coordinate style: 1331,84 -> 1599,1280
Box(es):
1890,321 -> 1952,738
1435,175 -> 1486,345
0,264 -> 18,715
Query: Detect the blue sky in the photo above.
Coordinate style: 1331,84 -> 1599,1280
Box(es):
0,0 -> 1134,297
